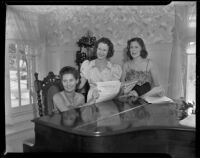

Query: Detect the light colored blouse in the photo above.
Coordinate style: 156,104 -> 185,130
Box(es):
80,60 -> 122,101
53,91 -> 85,112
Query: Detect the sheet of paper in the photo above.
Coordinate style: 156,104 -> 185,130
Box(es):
95,80 -> 121,103
142,95 -> 174,104
179,114 -> 195,127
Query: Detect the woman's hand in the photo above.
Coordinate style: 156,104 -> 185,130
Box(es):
128,90 -> 138,97
92,88 -> 101,100
128,90 -> 138,102
123,83 -> 136,94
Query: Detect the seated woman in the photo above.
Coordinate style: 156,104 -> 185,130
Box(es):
121,37 -> 165,101
53,66 -> 85,111
53,66 -> 99,125
53,66 -> 85,126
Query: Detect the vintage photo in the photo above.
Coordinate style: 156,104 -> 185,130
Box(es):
5,2 -> 196,156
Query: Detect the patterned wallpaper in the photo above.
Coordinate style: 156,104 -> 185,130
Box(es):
45,5 -> 175,47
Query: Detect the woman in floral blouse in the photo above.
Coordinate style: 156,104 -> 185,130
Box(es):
121,37 -> 165,98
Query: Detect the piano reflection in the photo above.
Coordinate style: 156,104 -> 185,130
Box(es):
23,97 -> 195,157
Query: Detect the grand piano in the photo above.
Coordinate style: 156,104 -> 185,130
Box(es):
23,98 -> 195,157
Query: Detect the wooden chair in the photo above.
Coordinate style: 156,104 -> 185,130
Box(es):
23,72 -> 63,152
23,71 -> 89,152
34,72 -> 64,117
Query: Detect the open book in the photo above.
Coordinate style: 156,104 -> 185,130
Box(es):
95,80 -> 121,103
142,95 -> 174,104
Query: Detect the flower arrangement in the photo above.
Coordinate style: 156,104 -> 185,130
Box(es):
174,97 -> 195,120
77,31 -> 96,47
75,31 -> 97,68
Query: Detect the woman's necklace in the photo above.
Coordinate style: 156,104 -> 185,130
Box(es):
64,91 -> 75,107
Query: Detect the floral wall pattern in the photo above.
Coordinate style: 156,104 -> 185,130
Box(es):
45,5 -> 175,47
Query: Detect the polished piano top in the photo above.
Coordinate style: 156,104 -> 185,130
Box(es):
33,98 -> 195,137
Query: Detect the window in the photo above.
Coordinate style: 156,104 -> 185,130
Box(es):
5,40 -> 37,123
8,42 -> 35,107
185,42 -> 196,104
185,4 -> 196,105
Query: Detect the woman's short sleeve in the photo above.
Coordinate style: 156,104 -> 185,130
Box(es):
80,60 -> 90,80
111,64 -> 122,80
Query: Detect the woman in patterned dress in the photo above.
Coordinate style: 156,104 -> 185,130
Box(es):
121,37 -> 165,99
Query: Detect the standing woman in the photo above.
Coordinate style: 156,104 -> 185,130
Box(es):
121,37 -> 165,98
78,37 -> 122,102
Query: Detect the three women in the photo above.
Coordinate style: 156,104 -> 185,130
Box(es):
53,36 -> 164,126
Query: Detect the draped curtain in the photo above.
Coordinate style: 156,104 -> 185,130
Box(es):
167,4 -> 191,99
5,6 -> 43,122
6,6 -> 42,53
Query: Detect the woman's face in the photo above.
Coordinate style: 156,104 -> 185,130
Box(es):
130,41 -> 142,59
97,42 -> 109,60
62,73 -> 78,93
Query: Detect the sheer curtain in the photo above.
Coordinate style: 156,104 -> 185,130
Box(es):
167,4 -> 190,100
6,6 -> 42,48
6,6 -> 43,122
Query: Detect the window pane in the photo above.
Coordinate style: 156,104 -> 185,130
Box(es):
186,54 -> 196,104
20,46 -> 30,106
9,44 -> 19,107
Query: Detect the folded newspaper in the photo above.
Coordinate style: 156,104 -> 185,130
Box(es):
95,80 -> 121,103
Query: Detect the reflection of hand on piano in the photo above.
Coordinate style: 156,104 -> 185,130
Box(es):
81,106 -> 99,122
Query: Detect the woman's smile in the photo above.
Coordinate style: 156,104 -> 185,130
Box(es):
62,74 -> 78,92
130,41 -> 141,58
97,42 -> 109,59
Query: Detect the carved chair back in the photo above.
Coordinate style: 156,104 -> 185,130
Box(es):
34,72 -> 64,117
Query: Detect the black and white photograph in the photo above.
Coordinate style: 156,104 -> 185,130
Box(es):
4,2 -> 196,156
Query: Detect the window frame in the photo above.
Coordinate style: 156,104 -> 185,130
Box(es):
5,39 -> 37,124
184,41 -> 196,104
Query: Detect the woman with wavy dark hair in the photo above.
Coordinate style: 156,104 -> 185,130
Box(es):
78,37 -> 122,102
121,37 -> 165,99
53,66 -> 85,112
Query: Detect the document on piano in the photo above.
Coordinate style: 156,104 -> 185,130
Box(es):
142,95 -> 174,104
179,114 -> 195,127
95,80 -> 121,103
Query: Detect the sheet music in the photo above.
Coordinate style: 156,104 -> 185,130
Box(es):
142,95 -> 174,104
95,80 -> 121,103
179,114 -> 195,127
